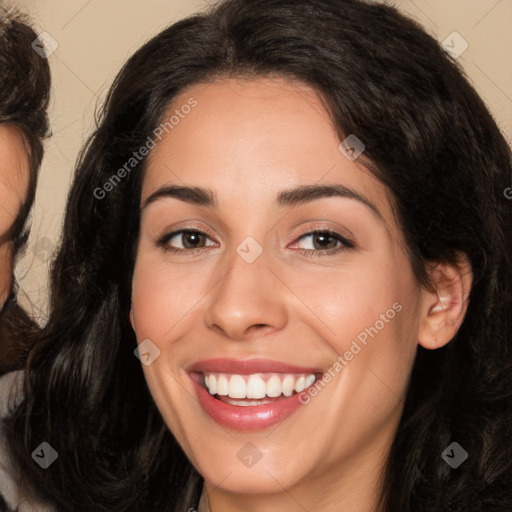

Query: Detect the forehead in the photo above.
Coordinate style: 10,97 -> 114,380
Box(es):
154,77 -> 336,163
0,124 -> 30,236
142,77 -> 396,226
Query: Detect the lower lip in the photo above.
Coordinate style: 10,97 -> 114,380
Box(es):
191,377 -> 306,431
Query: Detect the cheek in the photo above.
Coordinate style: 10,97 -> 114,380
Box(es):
130,255 -> 200,436
284,250 -> 421,401
282,255 -> 414,346
130,250 -> 211,341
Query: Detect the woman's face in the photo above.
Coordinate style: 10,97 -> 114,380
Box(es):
131,77 -> 428,504
0,125 -> 29,310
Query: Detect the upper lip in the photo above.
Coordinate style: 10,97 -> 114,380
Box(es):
186,358 -> 323,375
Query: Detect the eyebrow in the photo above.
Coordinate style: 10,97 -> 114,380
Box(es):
142,183 -> 383,219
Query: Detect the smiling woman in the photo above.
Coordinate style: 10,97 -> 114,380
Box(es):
5,0 -> 512,511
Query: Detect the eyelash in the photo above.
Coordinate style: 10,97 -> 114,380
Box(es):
292,228 -> 354,258
156,228 -> 354,258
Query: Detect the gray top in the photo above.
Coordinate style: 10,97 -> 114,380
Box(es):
0,371 -> 54,511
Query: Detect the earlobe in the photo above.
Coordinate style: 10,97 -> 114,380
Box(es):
417,253 -> 473,350
130,306 -> 136,331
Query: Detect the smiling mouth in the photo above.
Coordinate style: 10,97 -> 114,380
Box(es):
196,372 -> 319,406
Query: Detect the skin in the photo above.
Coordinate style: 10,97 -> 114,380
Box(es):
130,77 -> 472,512
0,124 -> 30,311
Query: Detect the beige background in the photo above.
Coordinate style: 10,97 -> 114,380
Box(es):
7,0 -> 512,323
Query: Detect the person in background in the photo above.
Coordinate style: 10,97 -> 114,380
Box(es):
0,6 -> 51,511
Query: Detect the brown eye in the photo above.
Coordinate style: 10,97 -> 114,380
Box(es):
180,231 -> 207,249
311,232 -> 339,250
291,229 -> 355,258
157,229 -> 216,252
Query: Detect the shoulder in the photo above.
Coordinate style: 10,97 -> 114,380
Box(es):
0,370 -> 24,416
0,371 -> 25,511
0,371 -> 55,511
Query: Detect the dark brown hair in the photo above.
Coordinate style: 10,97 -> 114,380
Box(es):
0,7 -> 51,375
0,5 -> 51,253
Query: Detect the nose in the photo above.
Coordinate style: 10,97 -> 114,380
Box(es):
204,245 -> 288,341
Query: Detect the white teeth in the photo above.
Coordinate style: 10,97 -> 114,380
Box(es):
247,375 -> 266,399
203,372 -> 317,400
220,398 -> 274,406
216,375 -> 229,396
208,374 -> 216,395
282,375 -> 295,397
229,375 -> 246,399
266,375 -> 282,397
295,376 -> 306,392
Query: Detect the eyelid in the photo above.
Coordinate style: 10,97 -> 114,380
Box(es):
156,226 -> 217,248
288,228 -> 354,252
286,219 -> 354,244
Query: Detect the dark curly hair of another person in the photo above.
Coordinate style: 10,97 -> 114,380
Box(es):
0,7 -> 51,375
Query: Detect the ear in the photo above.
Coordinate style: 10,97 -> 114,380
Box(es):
417,253 -> 472,350
129,305 -> 136,332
